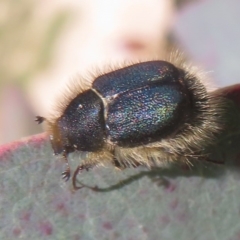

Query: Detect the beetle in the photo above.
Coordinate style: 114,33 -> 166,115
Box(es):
36,59 -> 224,189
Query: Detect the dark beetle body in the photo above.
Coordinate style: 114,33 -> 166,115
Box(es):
56,61 -> 190,154
37,60 -> 223,189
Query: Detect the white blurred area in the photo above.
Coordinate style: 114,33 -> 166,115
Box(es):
1,0 -> 239,144
0,0 -> 175,144
29,0 -> 174,117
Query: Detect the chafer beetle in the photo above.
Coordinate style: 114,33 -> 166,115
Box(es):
36,59 -> 224,189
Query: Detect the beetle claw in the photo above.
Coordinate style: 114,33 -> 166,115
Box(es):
62,170 -> 70,181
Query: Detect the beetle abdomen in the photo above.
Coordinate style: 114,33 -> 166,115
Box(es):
105,81 -> 190,147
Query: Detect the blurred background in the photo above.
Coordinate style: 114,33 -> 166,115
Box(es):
0,0 -> 239,145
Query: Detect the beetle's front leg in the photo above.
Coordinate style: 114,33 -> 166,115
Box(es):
72,150 -> 113,190
72,164 -> 96,190
61,151 -> 71,181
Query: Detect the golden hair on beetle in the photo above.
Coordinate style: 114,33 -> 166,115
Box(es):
37,53 -> 225,190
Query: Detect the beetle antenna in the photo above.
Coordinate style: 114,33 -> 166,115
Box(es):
35,116 -> 45,124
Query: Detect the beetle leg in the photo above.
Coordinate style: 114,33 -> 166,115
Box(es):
72,150 -> 113,189
72,166 -> 83,190
201,156 -> 224,165
61,151 -> 71,181
72,164 -> 100,191
72,162 -> 99,190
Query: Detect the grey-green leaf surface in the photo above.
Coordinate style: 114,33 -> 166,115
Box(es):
1,85 -> 240,240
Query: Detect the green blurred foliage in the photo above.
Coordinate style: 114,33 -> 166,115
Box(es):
0,0 -> 69,89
